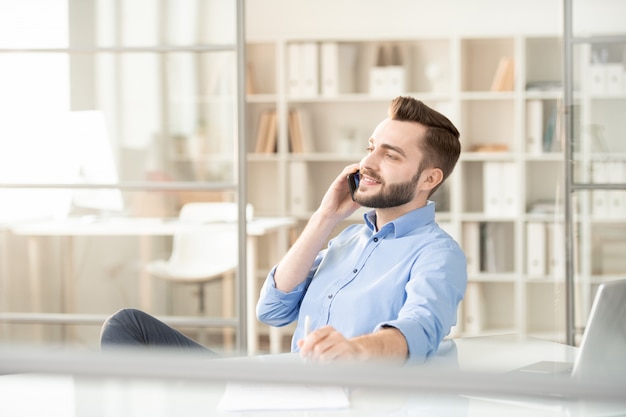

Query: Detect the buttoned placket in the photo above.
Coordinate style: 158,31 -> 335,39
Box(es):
321,229 -> 389,322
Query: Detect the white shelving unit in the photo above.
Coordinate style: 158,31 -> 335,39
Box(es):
245,34 -> 568,343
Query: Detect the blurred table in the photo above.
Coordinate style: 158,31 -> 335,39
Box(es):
10,216 -> 296,355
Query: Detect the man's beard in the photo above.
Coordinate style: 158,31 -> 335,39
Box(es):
354,170 -> 422,209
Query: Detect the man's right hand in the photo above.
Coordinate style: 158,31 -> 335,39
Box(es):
317,163 -> 362,222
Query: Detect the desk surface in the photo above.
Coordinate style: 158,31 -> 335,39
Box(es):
1,337 -> 624,417
9,216 -> 297,236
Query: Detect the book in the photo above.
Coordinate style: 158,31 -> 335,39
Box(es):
543,103 -> 560,153
254,110 -> 277,154
490,57 -> 515,91
287,109 -> 314,153
254,110 -> 271,153
288,110 -> 303,153
263,110 -> 277,153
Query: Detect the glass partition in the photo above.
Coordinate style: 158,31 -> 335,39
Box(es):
0,0 -> 246,354
564,0 -> 626,345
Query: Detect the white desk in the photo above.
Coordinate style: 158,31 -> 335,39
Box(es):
1,337 -> 624,416
9,216 -> 296,355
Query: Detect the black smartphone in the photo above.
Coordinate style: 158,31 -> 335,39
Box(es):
347,170 -> 360,201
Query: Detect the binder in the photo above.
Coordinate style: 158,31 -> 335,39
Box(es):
588,64 -> 607,95
287,43 -> 302,97
320,42 -> 357,96
300,42 -> 319,97
289,161 -> 310,214
386,65 -> 406,95
320,42 -> 340,96
369,66 -> 388,96
462,222 -> 480,275
607,161 -> 626,218
464,282 -> 486,334
526,100 -> 544,154
526,222 -> 547,277
606,64 -> 624,96
500,162 -> 518,216
591,161 -> 610,217
546,222 -> 565,278
483,162 -> 517,217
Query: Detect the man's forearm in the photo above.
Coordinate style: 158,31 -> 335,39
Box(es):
350,327 -> 408,362
273,211 -> 339,292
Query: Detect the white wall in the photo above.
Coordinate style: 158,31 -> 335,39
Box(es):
246,0 -> 563,39
246,0 -> 626,40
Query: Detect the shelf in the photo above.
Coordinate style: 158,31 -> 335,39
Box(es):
245,33 -> 568,340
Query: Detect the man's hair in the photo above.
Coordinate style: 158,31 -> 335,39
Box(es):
388,96 -> 461,196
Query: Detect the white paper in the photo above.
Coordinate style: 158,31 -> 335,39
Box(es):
217,382 -> 350,412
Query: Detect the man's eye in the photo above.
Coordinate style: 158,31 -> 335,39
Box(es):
366,146 -> 374,152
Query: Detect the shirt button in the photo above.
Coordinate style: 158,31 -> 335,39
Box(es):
352,269 -> 357,273
327,294 -> 333,299
373,237 -> 378,242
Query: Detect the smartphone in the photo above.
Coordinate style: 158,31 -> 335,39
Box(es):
347,170 -> 360,201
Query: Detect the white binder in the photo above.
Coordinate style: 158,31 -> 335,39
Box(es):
526,222 -> 547,277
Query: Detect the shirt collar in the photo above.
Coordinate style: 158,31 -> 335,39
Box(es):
364,200 -> 436,238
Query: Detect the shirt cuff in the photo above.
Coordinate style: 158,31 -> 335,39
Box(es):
374,319 -> 434,364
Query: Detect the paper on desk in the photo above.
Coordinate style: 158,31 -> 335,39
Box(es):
217,382 -> 350,412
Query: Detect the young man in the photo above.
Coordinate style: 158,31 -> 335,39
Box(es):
257,96 -> 466,364
100,96 -> 466,364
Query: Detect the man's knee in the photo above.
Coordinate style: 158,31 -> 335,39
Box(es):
101,309 -> 140,336
105,308 -> 146,325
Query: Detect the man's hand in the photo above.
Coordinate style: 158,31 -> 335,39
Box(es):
297,326 -> 365,362
297,325 -> 408,363
317,164 -> 362,222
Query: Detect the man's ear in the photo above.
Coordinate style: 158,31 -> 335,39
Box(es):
420,167 -> 444,192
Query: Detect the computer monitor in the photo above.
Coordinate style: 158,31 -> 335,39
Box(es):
0,110 -> 124,223
67,110 -> 124,214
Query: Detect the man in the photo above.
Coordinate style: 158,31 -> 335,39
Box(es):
100,96 -> 466,364
257,96 -> 466,364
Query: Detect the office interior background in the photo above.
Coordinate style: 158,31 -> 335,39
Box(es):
0,0 -> 625,357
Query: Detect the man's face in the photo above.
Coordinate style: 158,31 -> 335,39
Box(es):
353,118 -> 427,209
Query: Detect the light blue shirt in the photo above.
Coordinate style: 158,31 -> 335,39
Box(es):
256,201 -> 467,363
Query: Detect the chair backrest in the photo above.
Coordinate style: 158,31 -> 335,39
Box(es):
178,202 -> 237,224
178,202 -> 253,224
167,202 -> 242,270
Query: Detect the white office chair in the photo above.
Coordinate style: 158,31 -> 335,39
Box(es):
146,202 -> 243,348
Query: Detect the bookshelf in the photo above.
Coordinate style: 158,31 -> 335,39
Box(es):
245,34 -> 571,343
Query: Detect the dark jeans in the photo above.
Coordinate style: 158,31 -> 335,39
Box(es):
100,308 -> 219,357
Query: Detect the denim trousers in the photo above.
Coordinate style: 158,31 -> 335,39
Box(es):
100,308 -> 219,357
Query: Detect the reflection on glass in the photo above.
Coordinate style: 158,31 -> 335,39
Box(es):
571,41 -> 626,184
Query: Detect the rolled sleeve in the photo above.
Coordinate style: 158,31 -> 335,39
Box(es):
376,245 -> 467,364
256,266 -> 308,327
